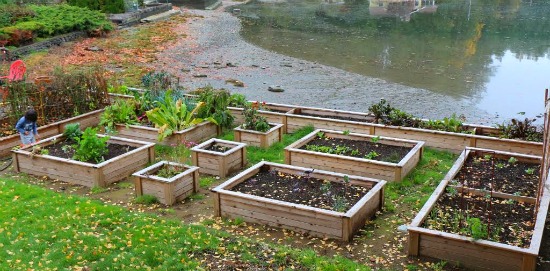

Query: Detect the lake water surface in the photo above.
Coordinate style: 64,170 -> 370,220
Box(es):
238,0 -> 550,120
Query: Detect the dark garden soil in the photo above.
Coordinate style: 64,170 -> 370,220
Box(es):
423,191 -> 535,248
231,168 -> 371,212
44,139 -> 137,163
302,136 -> 412,163
204,142 -> 231,153
297,112 -> 371,123
456,155 -> 540,197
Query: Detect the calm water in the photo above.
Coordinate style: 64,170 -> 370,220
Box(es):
238,0 -> 550,120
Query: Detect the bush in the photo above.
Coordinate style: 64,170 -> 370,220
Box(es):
67,0 -> 125,14
0,4 -> 113,46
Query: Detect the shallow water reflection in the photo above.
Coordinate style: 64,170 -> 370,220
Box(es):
238,0 -> 550,120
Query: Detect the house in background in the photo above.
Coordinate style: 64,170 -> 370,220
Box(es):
369,0 -> 437,21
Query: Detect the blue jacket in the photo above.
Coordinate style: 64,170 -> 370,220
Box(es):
15,116 -> 37,135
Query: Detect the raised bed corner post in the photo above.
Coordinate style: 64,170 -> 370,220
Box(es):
537,88 -> 550,212
408,232 -> 419,256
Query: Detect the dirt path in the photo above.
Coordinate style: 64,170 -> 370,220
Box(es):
153,1 -> 498,125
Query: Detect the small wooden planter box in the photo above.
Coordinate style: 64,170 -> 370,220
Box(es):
191,138 -> 247,178
211,161 -> 386,241
408,147 -> 546,271
133,161 -> 199,205
0,109 -> 104,157
115,121 -> 220,146
285,129 -> 424,182
234,123 -> 284,148
12,134 -> 155,188
228,102 -> 294,133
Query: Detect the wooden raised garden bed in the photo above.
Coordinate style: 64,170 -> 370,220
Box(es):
285,129 -> 424,182
408,147 -> 545,271
228,102 -> 295,133
211,161 -> 386,241
115,121 -> 220,146
191,138 -> 247,178
281,104 -> 542,155
12,134 -> 155,188
133,161 -> 199,205
0,109 -> 104,157
234,123 -> 284,148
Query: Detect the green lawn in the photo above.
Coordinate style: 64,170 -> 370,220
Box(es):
0,177 -> 368,270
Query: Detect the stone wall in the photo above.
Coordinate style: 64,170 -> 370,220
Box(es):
109,3 -> 173,25
6,31 -> 87,61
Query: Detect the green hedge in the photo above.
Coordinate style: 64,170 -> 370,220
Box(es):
0,4 -> 113,46
67,0 -> 125,14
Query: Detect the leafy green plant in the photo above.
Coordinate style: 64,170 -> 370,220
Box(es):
368,98 -> 393,124
446,185 -> 458,196
525,168 -> 536,175
364,151 -> 379,160
508,156 -> 518,165
467,217 -> 488,240
196,87 -> 234,129
63,123 -> 82,141
61,144 -> 73,158
371,136 -> 380,143
497,117 -> 543,142
350,149 -> 360,156
156,164 -> 183,178
387,109 -> 419,127
305,144 -> 334,154
99,99 -> 138,133
332,196 -> 348,212
495,162 -> 505,169
228,93 -> 248,107
342,130 -> 350,135
421,114 -> 465,133
241,105 -> 270,132
73,127 -> 110,163
146,91 -> 217,141
320,181 -> 332,195
39,148 -> 49,155
334,145 -> 351,155
316,131 -> 325,139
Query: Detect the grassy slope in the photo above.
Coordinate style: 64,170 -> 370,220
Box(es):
0,176 -> 367,270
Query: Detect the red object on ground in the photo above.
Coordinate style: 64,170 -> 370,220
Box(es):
0,60 -> 26,100
0,60 -> 26,82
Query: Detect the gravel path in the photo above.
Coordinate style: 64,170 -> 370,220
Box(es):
154,1 -> 498,125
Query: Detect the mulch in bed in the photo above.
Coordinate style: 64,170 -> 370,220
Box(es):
43,139 -> 137,164
301,136 -> 412,163
455,155 -> 540,197
231,168 -> 371,212
423,191 -> 535,248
